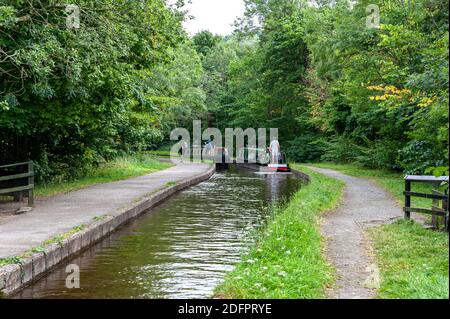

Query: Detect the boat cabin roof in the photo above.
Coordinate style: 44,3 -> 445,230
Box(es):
238,148 -> 267,152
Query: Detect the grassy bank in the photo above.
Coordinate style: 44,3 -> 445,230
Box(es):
309,163 -> 449,299
35,154 -> 172,197
214,165 -> 345,299
369,220 -> 449,299
147,150 -> 175,157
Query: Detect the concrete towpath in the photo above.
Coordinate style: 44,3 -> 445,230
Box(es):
0,162 -> 212,259
305,166 -> 403,299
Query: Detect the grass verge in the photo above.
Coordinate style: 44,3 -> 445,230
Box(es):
368,220 -> 449,299
214,165 -> 345,299
35,154 -> 172,197
147,150 -> 174,157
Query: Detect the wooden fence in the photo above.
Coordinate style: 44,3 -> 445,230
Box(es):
0,161 -> 34,206
404,175 -> 449,230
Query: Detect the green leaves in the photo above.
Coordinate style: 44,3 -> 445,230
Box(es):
425,166 -> 450,177
0,5 -> 17,28
302,0 -> 449,172
0,0 -> 202,182
1,0 -> 447,179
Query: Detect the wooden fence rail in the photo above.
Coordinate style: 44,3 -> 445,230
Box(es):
404,175 -> 449,230
0,161 -> 34,206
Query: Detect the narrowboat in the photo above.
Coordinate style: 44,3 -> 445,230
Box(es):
236,148 -> 291,173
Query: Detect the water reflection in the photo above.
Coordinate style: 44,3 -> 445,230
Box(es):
14,166 -> 302,299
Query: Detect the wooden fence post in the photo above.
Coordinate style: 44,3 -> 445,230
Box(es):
28,162 -> 34,206
405,179 -> 411,220
432,183 -> 440,228
444,189 -> 449,232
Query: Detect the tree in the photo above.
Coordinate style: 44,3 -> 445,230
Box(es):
0,0 -> 204,180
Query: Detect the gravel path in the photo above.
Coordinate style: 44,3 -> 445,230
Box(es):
305,166 -> 403,299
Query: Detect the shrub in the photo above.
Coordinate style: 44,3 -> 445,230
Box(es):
320,136 -> 362,163
398,140 -> 448,174
285,134 -> 324,162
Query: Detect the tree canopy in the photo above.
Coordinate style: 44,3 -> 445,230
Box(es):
1,0 -> 448,181
1,0 -> 204,180
200,0 -> 449,173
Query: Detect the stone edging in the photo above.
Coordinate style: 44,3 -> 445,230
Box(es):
0,164 -> 216,297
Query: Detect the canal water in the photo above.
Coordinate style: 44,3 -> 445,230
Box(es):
13,166 -> 302,299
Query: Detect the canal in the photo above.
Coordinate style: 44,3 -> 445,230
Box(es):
13,166 -> 303,299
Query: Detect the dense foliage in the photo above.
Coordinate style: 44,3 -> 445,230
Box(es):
303,0 -> 449,173
0,0 -> 206,181
1,0 -> 448,182
199,0 -> 448,173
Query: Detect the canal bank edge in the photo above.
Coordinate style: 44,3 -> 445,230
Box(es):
290,168 -> 310,184
0,163 -> 216,297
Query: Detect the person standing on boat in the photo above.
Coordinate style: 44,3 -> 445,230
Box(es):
204,138 -> 215,157
181,141 -> 189,162
269,139 -> 281,164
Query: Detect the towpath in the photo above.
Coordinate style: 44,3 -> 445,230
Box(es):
0,162 -> 211,259
306,166 -> 403,299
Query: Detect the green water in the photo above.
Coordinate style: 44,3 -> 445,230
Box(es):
14,166 -> 302,299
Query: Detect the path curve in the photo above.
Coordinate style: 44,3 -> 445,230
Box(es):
306,166 -> 403,299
